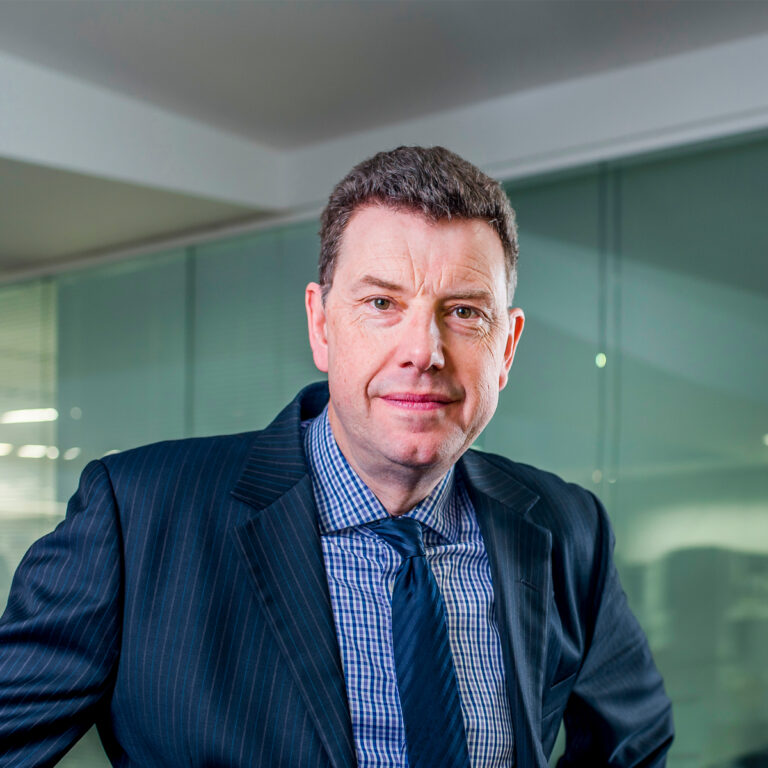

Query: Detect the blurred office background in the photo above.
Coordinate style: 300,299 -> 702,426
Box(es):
1,2 -> 767,766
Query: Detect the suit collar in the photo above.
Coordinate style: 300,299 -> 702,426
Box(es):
231,381 -> 328,511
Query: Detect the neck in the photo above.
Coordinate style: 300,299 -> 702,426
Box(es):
351,460 -> 447,516
325,409 -> 450,516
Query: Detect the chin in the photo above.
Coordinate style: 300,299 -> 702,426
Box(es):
385,438 -> 459,472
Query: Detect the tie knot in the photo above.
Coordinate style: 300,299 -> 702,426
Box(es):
368,516 -> 425,559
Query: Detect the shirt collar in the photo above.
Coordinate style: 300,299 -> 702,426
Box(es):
303,406 -> 460,544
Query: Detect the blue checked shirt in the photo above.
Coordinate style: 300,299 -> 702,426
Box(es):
303,407 -> 514,767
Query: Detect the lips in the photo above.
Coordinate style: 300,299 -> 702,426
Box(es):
379,392 -> 457,410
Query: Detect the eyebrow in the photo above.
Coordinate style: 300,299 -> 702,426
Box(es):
352,276 -> 402,292
443,289 -> 495,304
352,275 -> 495,305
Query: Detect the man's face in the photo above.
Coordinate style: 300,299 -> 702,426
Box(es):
306,204 -> 524,480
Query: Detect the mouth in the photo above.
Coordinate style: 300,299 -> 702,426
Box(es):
379,393 -> 457,411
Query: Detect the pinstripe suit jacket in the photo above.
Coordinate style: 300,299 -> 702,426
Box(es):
0,382 -> 672,767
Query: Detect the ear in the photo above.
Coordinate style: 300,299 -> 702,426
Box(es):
305,282 -> 329,373
498,307 -> 525,390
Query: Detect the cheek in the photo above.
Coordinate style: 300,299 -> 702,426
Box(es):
327,326 -> 385,392
329,315 -> 376,353
333,323 -> 391,368
461,342 -> 505,384
476,371 -> 499,410
462,361 -> 501,417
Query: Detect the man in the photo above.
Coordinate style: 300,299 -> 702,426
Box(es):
0,146 -> 673,766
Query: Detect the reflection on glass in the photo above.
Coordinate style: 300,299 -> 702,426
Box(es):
0,408 -> 58,423
1,139 -> 768,766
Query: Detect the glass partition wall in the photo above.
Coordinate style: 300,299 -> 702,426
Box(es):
495,136 -> 768,766
1,134 -> 767,766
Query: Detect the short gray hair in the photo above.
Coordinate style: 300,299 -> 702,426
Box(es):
318,145 -> 518,302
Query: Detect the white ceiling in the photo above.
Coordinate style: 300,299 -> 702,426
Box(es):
2,0 -> 768,279
2,0 -> 768,148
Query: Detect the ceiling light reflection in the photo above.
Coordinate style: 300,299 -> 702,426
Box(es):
1,408 -> 58,424
18,444 -> 49,458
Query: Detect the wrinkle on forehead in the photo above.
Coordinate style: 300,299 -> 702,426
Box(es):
333,205 -> 508,307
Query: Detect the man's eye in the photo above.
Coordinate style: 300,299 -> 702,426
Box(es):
371,297 -> 391,310
453,306 -> 476,319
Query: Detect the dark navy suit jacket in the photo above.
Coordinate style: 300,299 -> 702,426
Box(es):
0,382 -> 673,767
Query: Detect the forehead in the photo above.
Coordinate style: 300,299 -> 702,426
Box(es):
335,205 -> 507,291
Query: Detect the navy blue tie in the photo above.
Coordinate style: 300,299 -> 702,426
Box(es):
368,515 -> 471,768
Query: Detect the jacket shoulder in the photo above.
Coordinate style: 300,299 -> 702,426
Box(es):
97,430 -> 265,502
466,449 -> 604,525
464,449 -> 612,570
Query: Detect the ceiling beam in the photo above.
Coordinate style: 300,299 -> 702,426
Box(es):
0,50 -> 287,211
2,32 -> 768,219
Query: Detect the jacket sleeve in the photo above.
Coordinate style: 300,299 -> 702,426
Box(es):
557,492 -> 674,767
0,460 -> 123,767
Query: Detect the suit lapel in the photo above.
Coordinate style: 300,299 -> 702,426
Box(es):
230,384 -> 356,768
460,452 -> 552,768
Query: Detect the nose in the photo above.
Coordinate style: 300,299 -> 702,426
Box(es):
398,308 -> 445,372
